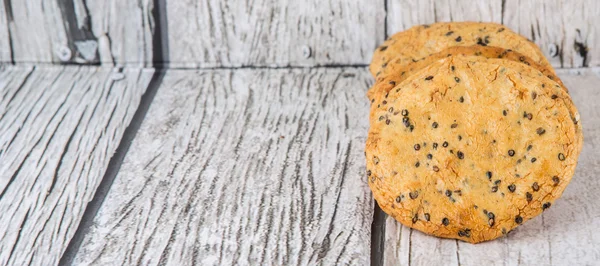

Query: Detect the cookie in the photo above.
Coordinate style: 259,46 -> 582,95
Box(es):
367,46 -> 565,121
370,22 -> 553,79
366,55 -> 582,243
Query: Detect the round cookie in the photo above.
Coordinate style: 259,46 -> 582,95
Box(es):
366,56 -> 582,243
370,22 -> 554,79
367,46 -> 565,122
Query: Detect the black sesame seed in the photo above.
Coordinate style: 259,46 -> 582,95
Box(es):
373,156 -> 379,165
402,117 -> 410,127
542,202 -> 552,210
433,166 -> 440,172
446,31 -> 454,36
491,186 -> 498,192
412,214 -> 418,223
389,107 -> 394,113
536,128 -> 546,135
414,144 -> 421,151
515,215 -> 523,224
425,76 -> 434,80
488,218 -> 495,226
532,91 -> 537,100
451,66 -> 455,71
527,145 -> 533,151
389,81 -> 396,86
458,230 -> 469,237
486,171 -> 493,180
396,196 -> 401,203
379,46 -> 388,51
508,150 -> 515,157
442,141 -> 449,148
458,135 -> 462,141
526,113 -> 533,120
386,119 -> 391,125
424,213 -> 430,221
367,170 -> 371,176
551,94 -> 558,99
494,180 -> 501,185
409,125 -> 414,132
455,36 -> 462,42
415,161 -> 420,167
526,192 -> 533,202
508,184 -> 516,192
451,123 -> 458,129
427,154 -> 433,159
558,153 -> 566,161
379,116 -> 385,121
459,96 -> 464,103
409,191 -> 419,199
446,190 -> 452,197
402,109 -> 409,116
371,176 -> 376,182
455,77 -> 460,83
503,110 -> 508,116
531,157 -> 537,163
432,122 -> 438,128
476,37 -> 487,46
382,100 -> 387,105
498,28 -> 505,32
552,176 -> 560,185
488,212 -> 495,219
442,218 -> 449,226
532,182 -> 540,191
457,151 -> 464,159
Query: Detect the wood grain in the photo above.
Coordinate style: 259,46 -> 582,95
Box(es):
383,69 -> 600,265
72,68 -> 374,265
386,0 -> 599,68
165,0 -> 385,67
0,1 -> 12,62
0,66 -> 154,265
502,0 -> 599,68
5,0 -> 154,66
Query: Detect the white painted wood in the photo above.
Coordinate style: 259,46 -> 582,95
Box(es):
0,1 -> 12,62
386,0 -> 599,68
5,0 -> 153,65
502,0 -> 599,68
72,68 -> 374,265
165,0 -> 385,67
0,66 -> 154,265
387,0 -> 502,35
382,69 -> 600,265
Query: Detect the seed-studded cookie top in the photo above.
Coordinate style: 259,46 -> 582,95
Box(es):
370,22 -> 553,79
366,56 -> 582,243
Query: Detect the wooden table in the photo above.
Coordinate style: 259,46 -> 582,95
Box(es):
0,1 -> 599,265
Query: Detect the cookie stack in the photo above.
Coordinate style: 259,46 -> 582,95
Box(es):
366,22 -> 583,243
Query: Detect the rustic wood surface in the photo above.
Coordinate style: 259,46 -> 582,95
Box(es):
0,2 -> 11,62
3,0 -> 154,65
387,0 -> 598,68
383,69 -> 600,266
165,0 -> 385,67
70,68 -> 374,265
0,66 -> 153,265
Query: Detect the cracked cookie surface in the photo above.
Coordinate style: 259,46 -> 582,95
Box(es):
366,56 -> 582,243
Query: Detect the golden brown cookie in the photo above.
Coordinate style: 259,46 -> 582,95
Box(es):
366,55 -> 582,243
370,22 -> 553,79
367,46 -> 565,122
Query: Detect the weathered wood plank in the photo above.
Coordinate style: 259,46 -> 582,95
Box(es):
382,69 -> 600,265
0,66 -> 154,265
5,0 -> 154,66
502,0 -> 599,68
386,0 -> 599,68
165,0 -> 385,67
0,1 -> 12,62
72,68 -> 374,265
